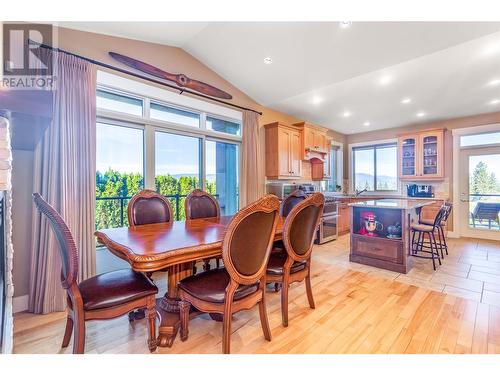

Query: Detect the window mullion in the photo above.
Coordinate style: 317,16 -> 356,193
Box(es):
373,147 -> 378,192
144,125 -> 156,190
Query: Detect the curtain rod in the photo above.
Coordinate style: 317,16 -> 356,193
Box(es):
35,42 -> 263,116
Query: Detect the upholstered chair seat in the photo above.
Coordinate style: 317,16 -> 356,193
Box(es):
178,268 -> 258,304
266,251 -> 307,276
419,218 -> 446,226
79,269 -> 158,311
410,223 -> 435,232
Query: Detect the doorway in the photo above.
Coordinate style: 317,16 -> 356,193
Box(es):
459,145 -> 500,240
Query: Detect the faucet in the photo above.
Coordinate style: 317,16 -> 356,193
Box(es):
355,188 -> 368,196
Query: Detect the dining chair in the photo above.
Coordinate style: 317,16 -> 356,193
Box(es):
177,194 -> 280,354
33,193 -> 158,354
280,189 -> 307,217
128,189 -> 173,227
185,189 -> 221,271
266,192 -> 324,327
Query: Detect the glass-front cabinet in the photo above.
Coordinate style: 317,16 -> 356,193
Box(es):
398,129 -> 444,180
400,136 -> 417,178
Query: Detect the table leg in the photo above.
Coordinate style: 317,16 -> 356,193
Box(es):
156,262 -> 193,348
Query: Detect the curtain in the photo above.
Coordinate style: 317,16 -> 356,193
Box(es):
240,110 -> 264,207
29,50 -> 97,314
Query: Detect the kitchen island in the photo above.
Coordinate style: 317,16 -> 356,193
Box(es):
348,199 -> 435,273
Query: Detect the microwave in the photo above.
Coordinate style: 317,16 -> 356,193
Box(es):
266,183 -> 302,199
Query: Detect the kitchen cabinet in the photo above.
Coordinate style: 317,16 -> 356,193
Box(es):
338,204 -> 350,234
264,122 -> 302,179
398,129 -> 444,180
293,122 -> 329,160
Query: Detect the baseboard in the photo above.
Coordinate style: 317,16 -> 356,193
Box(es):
13,294 -> 28,313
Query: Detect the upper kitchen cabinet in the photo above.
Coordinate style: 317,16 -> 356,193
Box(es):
398,129 -> 444,180
264,122 -> 302,179
293,122 -> 328,160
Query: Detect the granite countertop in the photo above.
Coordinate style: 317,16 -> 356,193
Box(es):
348,199 -> 436,210
322,192 -> 448,201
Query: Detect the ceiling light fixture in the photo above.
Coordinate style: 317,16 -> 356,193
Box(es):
263,57 -> 273,65
379,75 -> 392,86
342,111 -> 351,118
416,112 -> 426,117
339,21 -> 352,29
488,79 -> 500,86
490,99 -> 500,105
401,98 -> 411,104
483,42 -> 500,56
311,95 -> 323,105
363,121 -> 370,127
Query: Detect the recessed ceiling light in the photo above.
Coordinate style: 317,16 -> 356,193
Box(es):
488,79 -> 500,86
401,98 -> 411,104
483,42 -> 500,56
490,99 -> 500,105
339,21 -> 352,29
342,111 -> 351,118
379,75 -> 392,86
416,112 -> 426,117
363,121 -> 370,127
263,57 -> 273,65
311,95 -> 323,105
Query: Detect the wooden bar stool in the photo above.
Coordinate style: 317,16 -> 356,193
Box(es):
411,206 -> 447,270
418,202 -> 452,258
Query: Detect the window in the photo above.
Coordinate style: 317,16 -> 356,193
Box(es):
353,143 -> 397,192
155,131 -> 202,220
207,116 -> 241,136
96,89 -> 143,116
96,87 -> 241,227
460,132 -> 500,147
150,102 -> 200,128
206,140 -> 239,215
95,122 -> 144,230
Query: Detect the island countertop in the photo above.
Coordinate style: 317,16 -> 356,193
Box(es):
348,198 -> 436,210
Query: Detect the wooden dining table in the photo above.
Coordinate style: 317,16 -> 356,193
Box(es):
95,215 -> 284,348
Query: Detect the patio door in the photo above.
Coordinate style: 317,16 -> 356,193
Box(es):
459,146 -> 500,240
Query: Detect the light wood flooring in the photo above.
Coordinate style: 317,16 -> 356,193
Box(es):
13,235 -> 500,354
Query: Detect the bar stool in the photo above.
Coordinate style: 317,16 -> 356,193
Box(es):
419,202 -> 453,258
411,206 -> 447,270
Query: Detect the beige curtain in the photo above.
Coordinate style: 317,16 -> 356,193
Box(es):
240,110 -> 264,207
29,51 -> 97,314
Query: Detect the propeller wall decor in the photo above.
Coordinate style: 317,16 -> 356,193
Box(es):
108,52 -> 233,100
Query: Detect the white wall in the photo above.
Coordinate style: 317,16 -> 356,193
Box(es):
11,150 -> 34,304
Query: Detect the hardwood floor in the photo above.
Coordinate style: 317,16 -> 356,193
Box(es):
13,235 -> 500,354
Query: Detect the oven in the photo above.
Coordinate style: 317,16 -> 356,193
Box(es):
315,197 -> 338,244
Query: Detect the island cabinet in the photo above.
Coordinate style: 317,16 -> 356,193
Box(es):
264,122 -> 302,179
349,199 -> 436,273
398,129 -> 445,180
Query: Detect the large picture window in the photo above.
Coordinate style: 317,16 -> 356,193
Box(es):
353,143 -> 398,192
95,87 -> 241,230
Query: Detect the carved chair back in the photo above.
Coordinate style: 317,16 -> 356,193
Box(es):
280,189 -> 307,217
128,189 -> 173,227
185,189 -> 220,220
32,193 -> 78,290
283,192 -> 325,262
221,195 -> 280,285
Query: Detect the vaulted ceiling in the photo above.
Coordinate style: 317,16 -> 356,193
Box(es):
60,22 -> 500,133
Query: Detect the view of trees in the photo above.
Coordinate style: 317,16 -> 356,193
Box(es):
95,169 -> 216,230
470,161 -> 500,196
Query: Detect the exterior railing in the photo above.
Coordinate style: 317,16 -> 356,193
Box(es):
96,193 -> 220,229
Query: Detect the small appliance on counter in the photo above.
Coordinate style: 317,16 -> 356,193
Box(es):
406,184 -> 434,198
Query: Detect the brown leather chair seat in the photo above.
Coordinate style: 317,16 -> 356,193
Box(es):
178,268 -> 258,304
419,218 -> 446,226
266,251 -> 307,276
410,223 -> 435,232
79,269 -> 158,311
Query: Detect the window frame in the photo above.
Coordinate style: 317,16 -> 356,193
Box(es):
350,140 -> 399,194
96,83 -> 242,211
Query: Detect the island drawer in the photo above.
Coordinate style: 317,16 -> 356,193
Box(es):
351,235 -> 403,264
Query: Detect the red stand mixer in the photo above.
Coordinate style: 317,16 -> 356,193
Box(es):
358,211 -> 384,236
